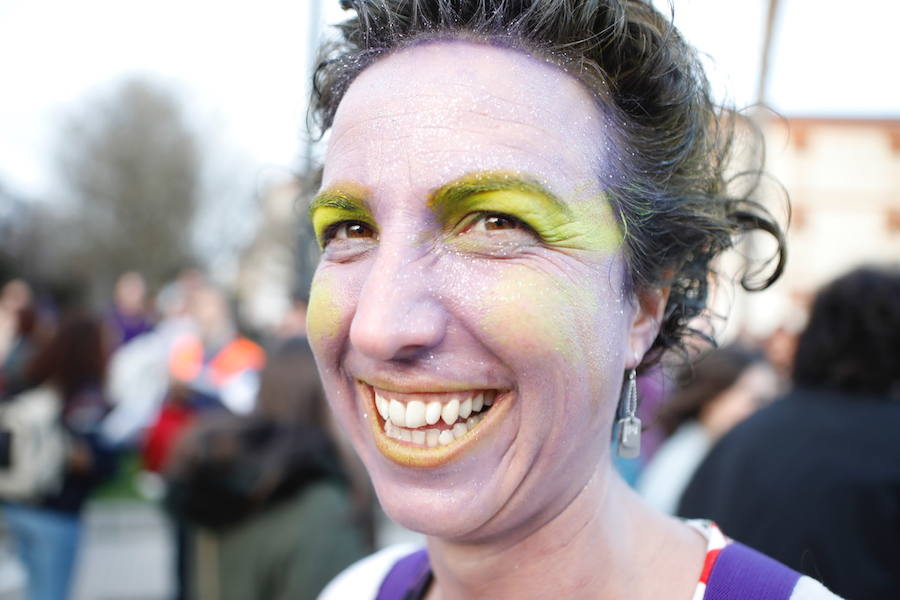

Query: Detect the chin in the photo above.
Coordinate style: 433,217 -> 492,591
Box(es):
374,479 -> 496,539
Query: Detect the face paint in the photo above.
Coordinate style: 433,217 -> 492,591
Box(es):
430,171 -> 623,254
306,270 -> 343,343
309,184 -> 377,249
309,41 -> 643,543
478,266 -> 600,362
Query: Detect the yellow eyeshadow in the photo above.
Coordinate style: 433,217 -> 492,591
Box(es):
310,206 -> 373,245
308,186 -> 374,247
441,190 -> 622,252
429,171 -> 622,253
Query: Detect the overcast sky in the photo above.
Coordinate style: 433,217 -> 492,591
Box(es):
1,0 -> 898,200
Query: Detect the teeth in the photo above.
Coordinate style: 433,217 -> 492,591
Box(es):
426,429 -> 440,447
376,393 -> 390,420
384,415 -> 485,446
377,389 -> 496,447
472,392 -> 483,413
425,401 -> 442,425
441,399 -> 459,425
405,401 -> 426,428
459,396 -> 472,419
389,399 -> 406,427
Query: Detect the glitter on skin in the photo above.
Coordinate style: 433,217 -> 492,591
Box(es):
307,270 -> 343,342
430,170 -> 623,254
309,183 -> 376,248
478,266 -> 600,363
307,41 -> 665,543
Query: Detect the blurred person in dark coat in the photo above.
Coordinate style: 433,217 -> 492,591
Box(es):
165,338 -> 371,600
678,265 -> 900,600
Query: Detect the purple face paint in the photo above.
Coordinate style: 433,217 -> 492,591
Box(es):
307,41 -> 659,542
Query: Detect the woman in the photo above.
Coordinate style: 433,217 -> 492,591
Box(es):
3,311 -> 117,600
637,345 -> 778,514
306,1 -> 838,598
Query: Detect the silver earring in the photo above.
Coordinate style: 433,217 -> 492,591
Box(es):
616,369 -> 641,459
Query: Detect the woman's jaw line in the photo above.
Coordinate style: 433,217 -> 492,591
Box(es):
356,380 -> 515,468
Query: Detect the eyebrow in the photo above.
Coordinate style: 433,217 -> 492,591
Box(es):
428,171 -> 573,217
307,188 -> 371,220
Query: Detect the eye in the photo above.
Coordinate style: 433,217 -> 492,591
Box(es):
482,214 -> 522,231
463,212 -> 538,238
322,220 -> 377,246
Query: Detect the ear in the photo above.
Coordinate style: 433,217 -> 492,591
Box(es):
625,285 -> 670,370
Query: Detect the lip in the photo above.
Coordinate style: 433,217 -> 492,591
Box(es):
357,380 -> 514,468
357,374 -> 497,394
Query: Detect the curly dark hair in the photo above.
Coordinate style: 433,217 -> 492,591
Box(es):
793,265 -> 900,400
309,0 -> 786,366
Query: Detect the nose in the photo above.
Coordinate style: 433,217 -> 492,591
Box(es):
349,244 -> 448,362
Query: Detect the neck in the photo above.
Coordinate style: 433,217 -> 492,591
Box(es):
425,466 -> 705,600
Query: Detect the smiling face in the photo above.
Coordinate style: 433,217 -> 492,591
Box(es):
308,41 -> 658,542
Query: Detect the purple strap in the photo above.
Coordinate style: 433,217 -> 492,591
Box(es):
376,549 -> 431,600
377,541 -> 802,600
705,542 -> 802,600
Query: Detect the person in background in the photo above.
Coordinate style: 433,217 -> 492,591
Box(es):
106,271 -> 154,349
2,310 -> 118,600
143,283 -> 265,600
143,284 -> 265,473
0,279 -> 39,398
678,265 -> 900,599
165,339 -> 370,600
637,345 -> 778,514
274,293 -> 309,342
103,270 -> 203,447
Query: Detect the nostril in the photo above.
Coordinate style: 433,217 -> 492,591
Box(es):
348,324 -> 447,362
349,298 -> 448,362
348,247 -> 448,361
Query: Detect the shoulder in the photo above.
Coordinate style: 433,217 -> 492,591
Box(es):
318,543 -> 422,600
701,539 -> 844,600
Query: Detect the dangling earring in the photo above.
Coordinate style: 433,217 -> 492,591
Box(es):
617,369 -> 641,459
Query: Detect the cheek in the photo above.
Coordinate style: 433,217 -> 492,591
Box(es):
477,265 -> 608,362
474,260 -> 630,407
306,269 -> 347,349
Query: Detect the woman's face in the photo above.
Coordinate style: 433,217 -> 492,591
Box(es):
308,42 -> 660,541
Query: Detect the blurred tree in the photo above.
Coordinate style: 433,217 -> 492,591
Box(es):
55,78 -> 202,291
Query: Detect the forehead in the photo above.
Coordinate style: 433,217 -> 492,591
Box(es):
323,41 -> 611,200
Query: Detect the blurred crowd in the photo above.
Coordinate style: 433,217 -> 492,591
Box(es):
627,264 -> 900,600
0,269 -> 372,600
0,262 -> 898,600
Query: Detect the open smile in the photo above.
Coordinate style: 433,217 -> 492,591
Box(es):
357,382 -> 513,468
